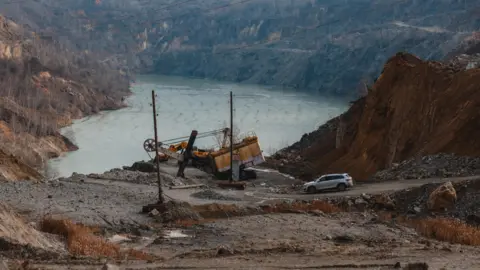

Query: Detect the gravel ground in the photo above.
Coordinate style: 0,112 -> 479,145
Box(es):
0,178 -> 157,231
28,212 -> 480,269
4,160 -> 480,269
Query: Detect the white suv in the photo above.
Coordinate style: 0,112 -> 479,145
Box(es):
303,173 -> 354,194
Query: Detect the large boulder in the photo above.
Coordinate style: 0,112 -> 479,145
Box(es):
427,181 -> 457,211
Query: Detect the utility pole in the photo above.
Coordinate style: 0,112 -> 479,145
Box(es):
229,91 -> 233,182
151,90 -> 164,204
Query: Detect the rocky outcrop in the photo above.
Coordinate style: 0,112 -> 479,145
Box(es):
268,52 -> 480,180
427,182 -> 457,211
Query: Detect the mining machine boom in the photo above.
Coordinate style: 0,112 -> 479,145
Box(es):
143,128 -> 265,180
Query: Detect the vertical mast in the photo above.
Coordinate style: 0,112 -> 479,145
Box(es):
230,91 -> 233,182
152,90 -> 164,203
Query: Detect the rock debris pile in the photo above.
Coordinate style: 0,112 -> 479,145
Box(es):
329,179 -> 480,227
390,179 -> 480,223
191,189 -> 241,201
373,154 -> 480,181
88,169 -> 157,185
86,161 -> 196,187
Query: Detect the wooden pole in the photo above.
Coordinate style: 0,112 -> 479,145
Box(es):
152,90 -> 164,204
230,91 -> 233,182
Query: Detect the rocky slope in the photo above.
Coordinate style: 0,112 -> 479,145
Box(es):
269,51 -> 480,180
0,15 -> 130,180
373,154 -> 480,181
1,0 -> 479,98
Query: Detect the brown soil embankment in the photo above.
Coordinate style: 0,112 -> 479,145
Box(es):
270,52 -> 480,180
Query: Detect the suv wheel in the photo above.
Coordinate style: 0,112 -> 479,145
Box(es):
337,183 -> 347,192
307,186 -> 316,194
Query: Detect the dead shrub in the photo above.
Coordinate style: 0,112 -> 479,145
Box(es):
39,217 -> 151,259
377,213 -> 480,246
409,218 -> 480,246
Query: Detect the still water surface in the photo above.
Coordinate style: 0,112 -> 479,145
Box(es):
48,75 -> 347,177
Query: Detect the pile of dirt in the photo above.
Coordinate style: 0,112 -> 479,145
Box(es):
148,201 -> 201,223
88,168 -> 157,185
123,161 -> 156,173
87,167 -> 189,187
149,200 -> 340,225
372,154 -> 480,181
191,189 -> 241,201
327,179 -> 480,226
268,52 -> 480,180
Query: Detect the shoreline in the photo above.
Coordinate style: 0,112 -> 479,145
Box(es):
42,87 -> 134,180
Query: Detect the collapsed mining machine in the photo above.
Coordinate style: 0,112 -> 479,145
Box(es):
142,128 -> 265,180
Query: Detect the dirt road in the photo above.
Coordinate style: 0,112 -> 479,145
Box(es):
249,174 -> 480,201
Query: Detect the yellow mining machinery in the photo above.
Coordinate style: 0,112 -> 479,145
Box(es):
143,128 -> 265,180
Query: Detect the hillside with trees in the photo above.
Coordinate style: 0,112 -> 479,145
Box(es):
0,15 -> 129,180
1,0 -> 479,99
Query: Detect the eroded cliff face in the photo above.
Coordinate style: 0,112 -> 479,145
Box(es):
0,15 -> 129,181
270,52 -> 480,180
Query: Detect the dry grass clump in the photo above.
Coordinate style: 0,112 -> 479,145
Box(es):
377,213 -> 480,246
409,218 -> 480,246
39,218 -> 151,259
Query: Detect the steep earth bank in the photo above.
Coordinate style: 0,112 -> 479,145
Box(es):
1,0 -> 479,98
268,52 -> 480,180
0,15 -> 130,181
